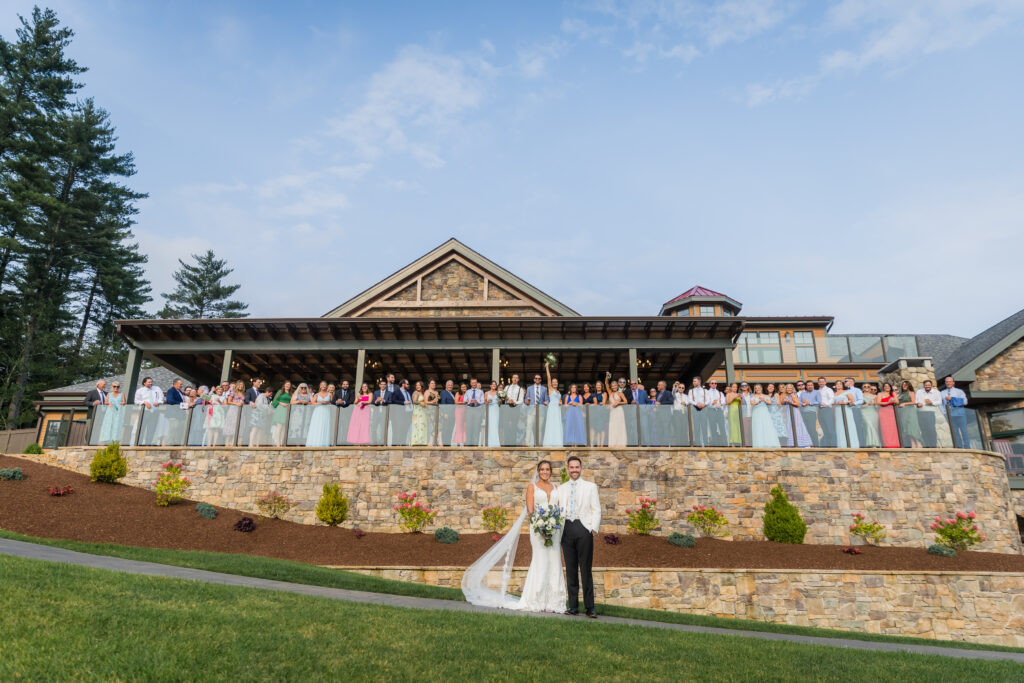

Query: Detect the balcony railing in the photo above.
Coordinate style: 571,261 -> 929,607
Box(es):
84,402 -> 987,451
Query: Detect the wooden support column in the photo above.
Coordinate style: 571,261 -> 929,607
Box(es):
725,349 -> 736,385
628,348 -> 638,383
492,348 -> 500,384
124,346 -> 143,400
220,350 -> 234,385
354,349 -> 366,394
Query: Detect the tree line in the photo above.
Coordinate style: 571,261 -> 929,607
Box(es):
0,8 -> 246,428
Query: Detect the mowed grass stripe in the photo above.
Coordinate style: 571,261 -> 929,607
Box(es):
2,555 -> 1023,682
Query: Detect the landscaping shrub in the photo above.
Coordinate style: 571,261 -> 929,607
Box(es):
668,532 -> 696,548
762,485 -> 806,544
234,517 -> 255,533
353,528 -> 365,539
930,511 -> 984,551
625,496 -> 659,535
434,526 -> 459,544
315,483 -> 349,527
927,543 -> 956,558
256,491 -> 297,519
47,485 -> 73,496
686,503 -> 728,537
196,502 -> 217,519
481,505 -> 511,540
604,533 -> 620,545
394,491 -> 437,532
22,443 -> 43,455
154,462 -> 191,506
89,443 -> 128,483
0,467 -> 24,480
849,512 -> 886,545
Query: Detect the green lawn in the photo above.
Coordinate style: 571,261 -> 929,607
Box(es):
2,528 -> 1022,656
1,555 -> 1022,682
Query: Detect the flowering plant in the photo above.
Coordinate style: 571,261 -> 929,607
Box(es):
154,462 -> 191,506
47,485 -> 73,496
626,496 -> 659,535
497,388 -> 507,402
393,491 -> 438,532
686,503 -> 728,537
481,505 -> 512,540
930,510 -> 984,551
849,512 -> 886,545
543,353 -> 557,368
530,504 -> 564,547
256,491 -> 298,519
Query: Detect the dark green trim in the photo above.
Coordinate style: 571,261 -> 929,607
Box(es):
952,327 -> 1024,382
131,338 -> 736,353
966,390 -> 1024,400
1008,476 -> 1024,490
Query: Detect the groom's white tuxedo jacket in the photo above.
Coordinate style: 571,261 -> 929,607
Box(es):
557,477 -> 601,534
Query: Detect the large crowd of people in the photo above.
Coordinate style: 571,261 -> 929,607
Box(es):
85,364 -> 973,449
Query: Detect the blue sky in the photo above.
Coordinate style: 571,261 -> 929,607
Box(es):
5,1 -> 1024,336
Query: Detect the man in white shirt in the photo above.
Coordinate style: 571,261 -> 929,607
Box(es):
133,377 -> 163,444
557,455 -> 601,618
503,374 -> 524,444
915,380 -> 943,448
672,381 -> 689,445
817,377 -> 836,447
941,375 -> 970,448
464,379 -> 485,446
704,379 -> 726,446
687,377 -> 708,446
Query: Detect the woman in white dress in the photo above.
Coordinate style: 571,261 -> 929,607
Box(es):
749,384 -> 780,448
306,383 -> 334,447
462,460 -> 566,613
541,362 -> 563,447
861,383 -> 881,448
485,381 -> 501,447
605,373 -> 628,447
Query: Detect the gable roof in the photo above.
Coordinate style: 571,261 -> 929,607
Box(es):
660,286 -> 743,315
322,238 -> 580,317
663,286 -> 731,306
935,307 -> 1024,382
40,366 -> 183,396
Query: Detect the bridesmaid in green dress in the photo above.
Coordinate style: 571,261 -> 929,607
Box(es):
897,380 -> 922,447
271,381 -> 292,447
725,382 -> 742,446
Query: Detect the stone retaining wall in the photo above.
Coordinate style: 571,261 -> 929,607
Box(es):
343,566 -> 1024,647
27,446 -> 1022,553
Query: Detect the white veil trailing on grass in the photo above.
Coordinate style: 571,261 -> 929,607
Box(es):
461,470 -> 537,608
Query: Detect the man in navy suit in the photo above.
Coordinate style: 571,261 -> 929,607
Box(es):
388,378 -> 412,445
654,380 -> 674,446
371,380 -> 388,444
523,373 -> 548,446
243,378 -> 262,405
623,379 -> 647,443
439,380 -> 457,445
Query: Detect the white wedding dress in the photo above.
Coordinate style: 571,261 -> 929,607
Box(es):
462,479 -> 567,613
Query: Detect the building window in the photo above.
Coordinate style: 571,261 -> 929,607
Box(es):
883,335 -> 918,362
736,331 -> 782,364
699,305 -> 715,316
722,309 -> 734,316
826,336 -> 850,362
793,331 -> 816,363
848,336 -> 884,363
989,409 -> 1024,474
676,308 -> 689,316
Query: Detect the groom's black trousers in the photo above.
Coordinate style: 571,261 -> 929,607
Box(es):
561,519 -> 594,611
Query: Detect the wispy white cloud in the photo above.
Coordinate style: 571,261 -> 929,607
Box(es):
746,0 -> 1024,105
517,40 -> 567,78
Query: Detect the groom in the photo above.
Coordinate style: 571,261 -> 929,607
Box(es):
558,455 -> 601,618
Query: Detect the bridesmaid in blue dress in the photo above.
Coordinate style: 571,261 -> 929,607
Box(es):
99,384 -> 125,444
485,381 -> 501,447
563,384 -> 586,446
541,362 -> 563,447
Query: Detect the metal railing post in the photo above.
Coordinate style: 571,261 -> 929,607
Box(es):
383,405 -> 390,446
330,406 -> 341,447
686,406 -> 694,447
232,405 -> 244,447
840,406 -> 851,448
483,402 -> 489,447
183,405 -> 195,447
534,404 -> 540,446
890,404 -> 903,448
132,406 -> 145,447
635,404 -> 643,446
788,405 -> 799,448
945,405 -> 956,448
433,404 -> 441,446
283,404 -> 292,447
585,404 -> 591,447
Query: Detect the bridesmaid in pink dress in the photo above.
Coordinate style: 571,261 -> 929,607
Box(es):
346,383 -> 373,445
877,382 -> 900,448
453,383 -> 467,446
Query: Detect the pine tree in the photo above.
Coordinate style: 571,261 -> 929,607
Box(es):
158,250 -> 248,319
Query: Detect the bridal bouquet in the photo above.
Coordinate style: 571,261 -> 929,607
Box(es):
530,505 -> 564,547
543,352 -> 557,368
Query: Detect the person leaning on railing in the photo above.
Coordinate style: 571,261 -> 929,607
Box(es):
941,375 -> 970,449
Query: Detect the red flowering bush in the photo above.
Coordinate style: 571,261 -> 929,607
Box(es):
686,503 -> 728,537
256,491 -> 298,519
394,491 -> 438,533
625,496 -> 658,535
154,462 -> 191,506
47,485 -> 73,496
849,512 -> 886,545
931,510 -> 984,551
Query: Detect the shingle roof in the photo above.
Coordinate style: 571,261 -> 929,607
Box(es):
41,366 -> 185,395
935,308 -> 1024,381
915,334 -> 969,371
663,286 -> 732,306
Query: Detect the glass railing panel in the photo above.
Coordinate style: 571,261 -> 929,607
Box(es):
408,404 -> 439,446
638,405 -> 684,447
136,405 -> 190,446
335,404 -> 355,445
387,403 -> 415,446
299,404 -> 337,447
562,403 -> 587,447
833,402 -> 860,448
859,404 -> 882,448
586,404 -> 608,447
896,405 -> 921,448
438,404 -> 458,447
723,402 -> 743,447
496,403 -> 528,447
934,407 -> 955,449
777,402 -> 797,448
816,405 -> 838,448
239,404 -> 276,447
876,403 -> 901,448
90,404 -> 142,446
962,408 -> 982,451
285,404 -> 313,447
186,403 -> 233,447
947,406 -> 977,450
520,404 -> 544,447
914,405 -> 943,448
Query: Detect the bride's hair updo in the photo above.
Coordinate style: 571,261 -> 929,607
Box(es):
536,460 -> 552,473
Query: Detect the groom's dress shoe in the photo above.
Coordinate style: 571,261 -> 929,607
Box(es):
565,609 -> 579,616
586,610 -> 597,619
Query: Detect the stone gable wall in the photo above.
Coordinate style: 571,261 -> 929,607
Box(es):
348,566 -> 1024,647
421,261 -> 484,301
974,338 -> 1024,392
359,306 -> 542,317
29,446 -> 1022,554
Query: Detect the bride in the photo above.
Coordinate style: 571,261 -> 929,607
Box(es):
462,460 -> 567,612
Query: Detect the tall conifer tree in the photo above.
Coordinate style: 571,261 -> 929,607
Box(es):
158,250 -> 248,319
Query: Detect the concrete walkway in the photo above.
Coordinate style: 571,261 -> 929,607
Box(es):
1,537 -> 1022,663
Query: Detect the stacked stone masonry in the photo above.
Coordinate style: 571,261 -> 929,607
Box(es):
33,447 -> 1022,553
345,566 -> 1024,647
974,338 -> 1024,392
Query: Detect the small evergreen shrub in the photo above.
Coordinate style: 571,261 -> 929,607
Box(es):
0,467 -> 24,480
90,443 -> 128,483
927,543 -> 956,558
22,443 -> 43,455
762,485 -> 807,544
434,526 -> 459,544
196,502 -> 217,519
668,532 -> 696,548
256,491 -> 297,519
315,483 -> 349,527
234,517 -> 255,532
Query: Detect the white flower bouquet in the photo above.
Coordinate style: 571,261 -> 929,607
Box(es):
543,352 -> 558,368
530,504 -> 564,547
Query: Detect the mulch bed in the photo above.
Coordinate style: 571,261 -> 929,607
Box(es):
2,456 -> 1023,572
